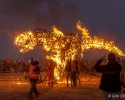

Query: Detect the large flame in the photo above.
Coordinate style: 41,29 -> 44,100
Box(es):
76,21 -> 90,38
15,31 -> 37,52
76,21 -> 125,56
14,21 -> 125,80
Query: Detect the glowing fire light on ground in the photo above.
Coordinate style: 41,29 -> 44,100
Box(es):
14,21 -> 125,80
10,81 -> 29,85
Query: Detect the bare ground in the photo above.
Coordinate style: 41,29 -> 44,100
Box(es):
0,73 -> 124,100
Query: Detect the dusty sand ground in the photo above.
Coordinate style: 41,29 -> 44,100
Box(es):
0,73 -> 124,100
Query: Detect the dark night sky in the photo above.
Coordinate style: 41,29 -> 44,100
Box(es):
0,0 -> 125,60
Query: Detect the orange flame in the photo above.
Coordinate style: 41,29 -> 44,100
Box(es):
14,21 -> 125,79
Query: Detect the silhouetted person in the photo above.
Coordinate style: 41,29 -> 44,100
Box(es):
94,53 -> 122,100
31,57 -> 33,63
65,58 -> 72,87
116,57 -> 125,93
74,60 -> 81,86
47,59 -> 55,87
71,61 -> 76,87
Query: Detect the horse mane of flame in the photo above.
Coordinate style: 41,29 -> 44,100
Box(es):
14,21 -> 125,79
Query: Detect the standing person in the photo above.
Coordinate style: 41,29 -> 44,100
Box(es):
74,60 -> 81,86
28,60 -> 40,99
31,57 -> 33,63
94,53 -> 122,100
116,57 -> 125,93
47,59 -> 55,87
65,58 -> 72,87
71,61 -> 77,87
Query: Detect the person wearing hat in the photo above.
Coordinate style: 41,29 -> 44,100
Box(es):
94,53 -> 122,100
28,60 -> 40,99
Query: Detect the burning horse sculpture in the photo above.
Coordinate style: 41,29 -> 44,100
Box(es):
14,21 -> 125,81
